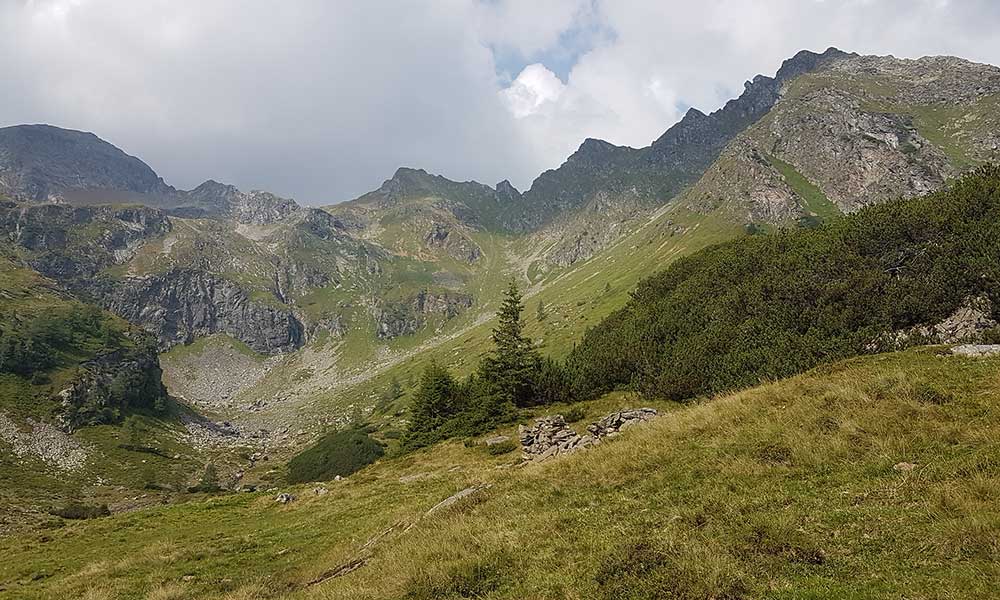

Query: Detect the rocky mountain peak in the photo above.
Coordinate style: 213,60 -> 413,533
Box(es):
185,179 -> 299,224
494,179 -> 521,203
683,107 -> 708,120
774,47 -> 853,83
377,167 -> 437,202
0,124 -> 174,202
566,138 -> 631,166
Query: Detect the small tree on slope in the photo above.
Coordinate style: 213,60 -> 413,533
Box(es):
479,279 -> 541,407
406,361 -> 463,438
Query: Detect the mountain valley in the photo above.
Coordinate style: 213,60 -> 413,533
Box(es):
2,45 -> 1000,598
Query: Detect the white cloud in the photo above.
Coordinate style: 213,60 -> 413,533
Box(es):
475,0 -> 591,57
2,1 -> 999,202
500,64 -> 566,118
498,0 -> 1000,178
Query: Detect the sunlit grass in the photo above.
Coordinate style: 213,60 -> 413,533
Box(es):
6,348 -> 998,598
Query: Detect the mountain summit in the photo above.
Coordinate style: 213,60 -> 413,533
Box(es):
0,124 -> 173,202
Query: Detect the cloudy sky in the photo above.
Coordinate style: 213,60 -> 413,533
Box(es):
2,0 -> 999,203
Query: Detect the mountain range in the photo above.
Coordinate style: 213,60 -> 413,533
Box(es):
3,47 -> 1000,593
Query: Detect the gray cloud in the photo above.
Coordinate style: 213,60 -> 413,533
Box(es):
1,0 -> 998,203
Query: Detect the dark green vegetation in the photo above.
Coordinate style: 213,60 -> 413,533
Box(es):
568,166 -> 1000,401
287,428 -> 386,484
400,281 -> 569,450
48,501 -> 110,521
0,301 -> 121,377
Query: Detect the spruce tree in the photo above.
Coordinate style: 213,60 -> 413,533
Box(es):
480,279 -> 541,407
407,361 -> 462,434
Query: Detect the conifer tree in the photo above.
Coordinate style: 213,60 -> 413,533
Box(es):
407,361 -> 462,434
480,279 -> 541,407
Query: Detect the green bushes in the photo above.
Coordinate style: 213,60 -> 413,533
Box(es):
287,428 -> 385,484
567,166 -> 1000,402
562,406 -> 586,424
49,502 -> 110,520
0,303 -> 123,377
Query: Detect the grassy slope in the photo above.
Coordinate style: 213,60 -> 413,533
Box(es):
262,207 -> 741,441
765,154 -> 841,222
5,347 -> 998,599
0,253 -> 212,531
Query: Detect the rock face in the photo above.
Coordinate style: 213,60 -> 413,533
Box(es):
913,295 -> 998,344
0,124 -> 173,202
519,408 -> 658,462
686,53 -> 1000,224
104,269 -> 305,353
56,339 -> 169,430
763,88 -> 953,212
424,222 -> 481,263
874,295 -> 999,350
0,202 -> 171,282
515,48 -> 852,264
375,290 -> 473,339
184,180 -> 300,224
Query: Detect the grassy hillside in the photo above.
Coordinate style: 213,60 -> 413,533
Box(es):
4,347 -> 998,598
0,249 -> 155,421
223,205 -> 741,453
0,250 -> 215,532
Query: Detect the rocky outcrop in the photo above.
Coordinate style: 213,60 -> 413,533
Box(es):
0,202 -> 171,281
763,88 -> 954,213
423,222 -> 481,263
55,335 -> 168,430
684,142 -> 805,223
874,295 -> 999,350
425,484 -> 491,515
514,48 -> 852,235
359,167 -> 505,230
951,344 -> 1000,357
687,53 -> 1000,224
104,269 -> 305,353
519,408 -> 658,462
519,415 -> 596,461
294,208 -> 352,240
912,295 -> 998,344
185,180 -> 299,224
586,408 -> 659,438
375,289 -> 473,339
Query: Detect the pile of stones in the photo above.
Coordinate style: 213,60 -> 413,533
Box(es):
586,408 -> 659,438
519,415 -> 595,462
519,408 -> 658,463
